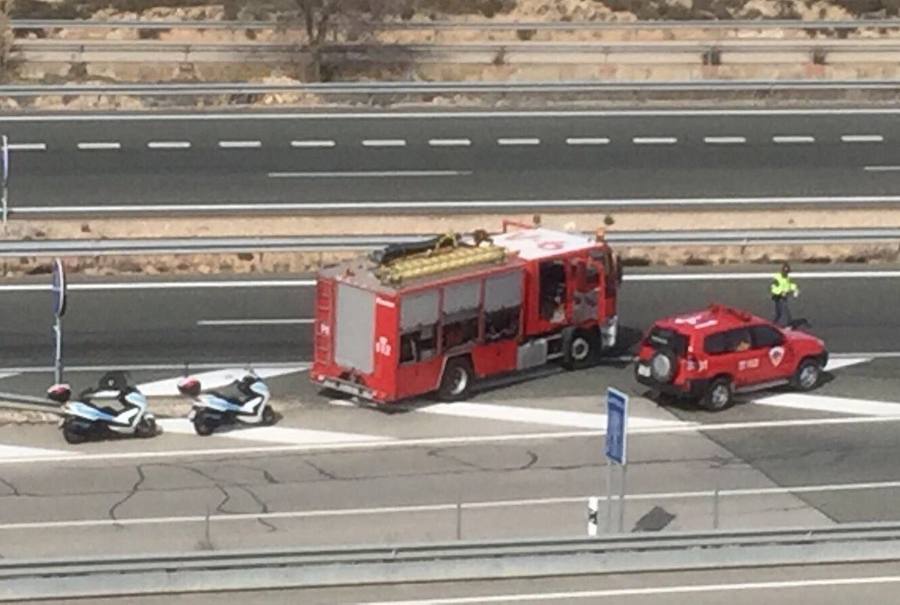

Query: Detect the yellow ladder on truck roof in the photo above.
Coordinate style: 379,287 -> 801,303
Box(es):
376,235 -> 507,284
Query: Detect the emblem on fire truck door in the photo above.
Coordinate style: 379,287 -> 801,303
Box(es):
375,336 -> 392,357
768,346 -> 785,367
319,323 -> 330,337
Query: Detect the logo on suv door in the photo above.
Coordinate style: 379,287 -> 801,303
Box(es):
769,346 -> 785,367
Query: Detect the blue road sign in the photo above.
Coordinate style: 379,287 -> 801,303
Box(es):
605,387 -> 628,465
51,258 -> 66,318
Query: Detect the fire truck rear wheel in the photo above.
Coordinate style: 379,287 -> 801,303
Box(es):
563,329 -> 598,371
438,357 -> 474,402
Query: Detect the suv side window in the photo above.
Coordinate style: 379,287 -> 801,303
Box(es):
703,331 -> 729,355
750,325 -> 784,349
724,328 -> 753,353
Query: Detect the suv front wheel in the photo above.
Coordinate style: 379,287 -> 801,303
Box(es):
700,377 -> 733,411
792,358 -> 822,392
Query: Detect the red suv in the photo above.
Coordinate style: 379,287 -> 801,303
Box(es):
634,304 -> 828,411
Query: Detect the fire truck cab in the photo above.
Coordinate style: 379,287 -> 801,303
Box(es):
311,221 -> 621,404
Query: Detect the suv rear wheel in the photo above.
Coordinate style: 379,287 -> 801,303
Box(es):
700,377 -> 733,412
792,358 -> 822,392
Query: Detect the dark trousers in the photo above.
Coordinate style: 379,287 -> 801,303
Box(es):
773,296 -> 792,327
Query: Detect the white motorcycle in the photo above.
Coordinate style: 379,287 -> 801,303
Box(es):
48,372 -> 157,444
178,372 -> 275,436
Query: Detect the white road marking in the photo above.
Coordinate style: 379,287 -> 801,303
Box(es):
565,137 -> 610,145
824,357 -> 871,372
267,170 -> 470,178
864,165 -> 900,172
6,415 -> 900,466
428,138 -> 472,147
76,142 -> 121,150
633,136 -> 677,145
773,135 -> 815,144
842,134 -> 884,143
0,444 -> 77,460
359,576 -> 900,604
0,362 -> 308,374
7,143 -> 46,151
12,108 -> 900,123
146,141 -> 191,149
290,139 -> 335,148
218,140 -> 261,149
19,195 -> 900,214
157,419 -> 389,445
197,318 -> 313,327
0,372 -> 19,380
703,136 -> 746,144
497,137 -> 541,146
4,478 -> 895,531
390,401 -> 690,430
362,139 -> 406,147
755,393 -> 900,417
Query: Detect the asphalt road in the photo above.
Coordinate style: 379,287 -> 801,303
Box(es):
0,265 -> 894,368
5,108 -> 900,213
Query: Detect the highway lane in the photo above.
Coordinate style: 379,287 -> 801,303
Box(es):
0,265 -> 895,368
4,109 -> 900,211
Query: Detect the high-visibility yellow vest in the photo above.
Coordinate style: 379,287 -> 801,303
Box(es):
770,273 -> 797,296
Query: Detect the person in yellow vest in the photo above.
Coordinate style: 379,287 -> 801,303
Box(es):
771,262 -> 799,326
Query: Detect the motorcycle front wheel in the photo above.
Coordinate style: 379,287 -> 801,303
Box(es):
262,405 -> 276,426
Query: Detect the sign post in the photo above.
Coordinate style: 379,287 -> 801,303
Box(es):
51,259 -> 67,384
604,387 -> 629,533
1,134 -> 8,226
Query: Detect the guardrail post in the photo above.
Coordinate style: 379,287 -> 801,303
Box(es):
1,134 -> 8,228
456,498 -> 462,540
713,486 -> 720,530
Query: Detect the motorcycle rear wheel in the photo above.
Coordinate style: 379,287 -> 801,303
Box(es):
135,417 -> 157,438
192,411 -> 215,436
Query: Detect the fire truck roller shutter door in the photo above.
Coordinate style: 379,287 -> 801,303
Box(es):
334,284 -> 377,375
484,271 -> 523,343
442,280 -> 481,351
401,290 -> 440,363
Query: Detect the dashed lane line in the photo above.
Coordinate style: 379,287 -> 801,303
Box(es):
497,137 -> 541,146
217,140 -> 262,149
842,134 -> 884,143
633,136 -> 678,145
76,142 -> 121,150
565,137 -> 610,145
704,136 -> 747,144
7,143 -> 46,151
773,135 -> 815,144
290,139 -> 336,148
362,139 -> 407,147
267,170 -> 471,178
428,138 -> 472,147
146,141 -> 191,149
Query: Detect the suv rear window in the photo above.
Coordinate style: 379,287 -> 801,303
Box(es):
647,327 -> 688,356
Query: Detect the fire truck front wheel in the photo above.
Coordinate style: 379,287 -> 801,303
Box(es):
563,329 -> 599,371
438,357 -> 474,402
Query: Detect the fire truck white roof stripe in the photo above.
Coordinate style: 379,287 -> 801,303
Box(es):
492,227 -> 597,261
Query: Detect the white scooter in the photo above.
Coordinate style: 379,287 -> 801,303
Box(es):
48,372 -> 157,444
178,372 -> 275,436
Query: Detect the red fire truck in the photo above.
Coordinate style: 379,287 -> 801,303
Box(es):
311,220 -> 622,404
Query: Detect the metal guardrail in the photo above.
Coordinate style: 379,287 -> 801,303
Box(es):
4,523 -> 900,600
11,18 -> 900,31
5,79 -> 900,97
2,229 -> 897,257
13,38 -> 900,65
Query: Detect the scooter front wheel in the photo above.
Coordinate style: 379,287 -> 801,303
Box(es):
135,417 -> 157,438
192,411 -> 215,436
